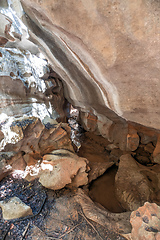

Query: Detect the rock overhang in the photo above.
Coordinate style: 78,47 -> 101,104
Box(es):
17,0 -> 160,131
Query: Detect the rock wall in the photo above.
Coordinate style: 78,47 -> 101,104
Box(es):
19,0 -> 160,131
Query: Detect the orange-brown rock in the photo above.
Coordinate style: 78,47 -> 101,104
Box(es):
126,127 -> 139,152
39,149 -> 88,190
80,112 -> 98,132
23,153 -> 38,166
130,202 -> 160,240
39,123 -> 74,155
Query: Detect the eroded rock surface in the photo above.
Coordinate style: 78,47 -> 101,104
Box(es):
130,202 -> 160,240
20,0 -> 160,132
0,196 -> 33,220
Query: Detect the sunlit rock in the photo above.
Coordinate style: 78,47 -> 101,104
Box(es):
39,149 -> 89,190
126,127 -> 139,152
39,123 -> 74,155
0,45 -> 68,150
0,196 -> 33,220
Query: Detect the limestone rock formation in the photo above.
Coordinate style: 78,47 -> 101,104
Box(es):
88,161 -> 114,183
0,196 -> 33,220
0,12 -> 15,46
39,149 -> 89,190
20,0 -> 160,132
130,202 -> 160,240
115,154 -> 152,211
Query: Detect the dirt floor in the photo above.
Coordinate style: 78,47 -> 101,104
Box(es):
0,175 -> 127,240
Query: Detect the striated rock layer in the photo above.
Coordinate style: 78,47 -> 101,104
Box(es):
19,0 -> 160,131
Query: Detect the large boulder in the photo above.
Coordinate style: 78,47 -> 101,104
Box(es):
39,149 -> 89,190
115,154 -> 152,211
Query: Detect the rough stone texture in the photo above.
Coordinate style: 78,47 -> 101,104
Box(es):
115,154 -> 152,211
4,118 -> 74,157
88,161 -> 114,183
0,196 -> 33,220
79,111 -> 98,132
0,12 -> 15,46
109,122 -> 128,151
130,202 -> 160,240
9,152 -> 27,171
0,46 -> 68,151
39,149 -> 88,190
38,123 -> 74,155
20,0 -> 160,131
153,135 -> 160,164
109,148 -> 124,164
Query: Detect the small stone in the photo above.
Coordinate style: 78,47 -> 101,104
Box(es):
127,128 -> 139,151
136,155 -> 150,165
105,144 -> 118,151
0,197 -> 33,220
39,149 -> 88,190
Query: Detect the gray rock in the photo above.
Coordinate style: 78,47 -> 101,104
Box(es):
0,196 -> 33,220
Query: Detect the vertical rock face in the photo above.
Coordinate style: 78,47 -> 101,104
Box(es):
20,0 -> 160,131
